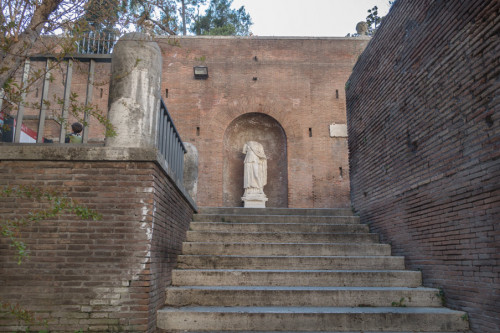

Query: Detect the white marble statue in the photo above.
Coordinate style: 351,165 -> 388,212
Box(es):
242,141 -> 268,208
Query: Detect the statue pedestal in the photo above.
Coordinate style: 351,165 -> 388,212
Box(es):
242,194 -> 268,208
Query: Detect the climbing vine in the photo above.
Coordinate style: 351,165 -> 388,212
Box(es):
0,185 -> 101,332
1,185 -> 101,264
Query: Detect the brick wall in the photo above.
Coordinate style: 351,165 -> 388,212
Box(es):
0,158 -> 194,332
346,1 -> 499,332
158,36 -> 368,208
5,36 -> 368,208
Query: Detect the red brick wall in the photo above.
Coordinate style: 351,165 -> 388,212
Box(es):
158,37 -> 368,208
346,1 -> 499,332
0,160 -> 194,332
5,37 -> 367,208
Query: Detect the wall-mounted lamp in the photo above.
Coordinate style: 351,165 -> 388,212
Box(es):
194,66 -> 208,79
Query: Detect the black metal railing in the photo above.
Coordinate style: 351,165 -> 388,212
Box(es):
0,32 -> 119,143
76,31 -> 118,55
157,99 -> 186,184
0,55 -> 112,144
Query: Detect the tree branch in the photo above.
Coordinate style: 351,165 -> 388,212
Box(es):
0,0 -> 64,89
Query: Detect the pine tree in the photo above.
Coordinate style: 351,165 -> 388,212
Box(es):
191,0 -> 252,36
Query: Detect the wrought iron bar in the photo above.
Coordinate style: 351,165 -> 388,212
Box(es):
75,31 -> 117,55
36,59 -> 51,143
158,105 -> 165,154
157,99 -> 186,184
59,59 -> 73,143
82,59 -> 95,143
0,89 -> 4,112
14,60 -> 30,143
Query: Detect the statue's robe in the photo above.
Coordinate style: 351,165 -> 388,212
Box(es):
243,141 -> 267,193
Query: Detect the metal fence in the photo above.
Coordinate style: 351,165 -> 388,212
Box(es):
157,98 -> 186,184
0,54 -> 112,144
76,31 -> 118,55
0,32 -> 120,143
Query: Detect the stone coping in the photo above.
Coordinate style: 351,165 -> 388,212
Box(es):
155,35 -> 371,40
0,144 -> 197,211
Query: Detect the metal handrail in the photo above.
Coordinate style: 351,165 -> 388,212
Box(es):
157,98 -> 186,183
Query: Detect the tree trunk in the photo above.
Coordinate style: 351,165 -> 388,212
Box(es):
0,0 -> 63,90
182,0 -> 187,35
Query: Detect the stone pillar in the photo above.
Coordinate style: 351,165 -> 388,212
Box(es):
183,142 -> 198,202
106,33 -> 162,148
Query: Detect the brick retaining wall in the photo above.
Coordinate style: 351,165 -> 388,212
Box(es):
0,157 -> 194,331
346,1 -> 499,332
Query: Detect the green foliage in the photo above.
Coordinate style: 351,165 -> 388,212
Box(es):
191,0 -> 252,36
0,184 -> 100,333
1,301 -> 49,332
65,91 -> 116,138
436,287 -> 446,306
391,297 -> 407,307
123,0 -> 206,35
366,6 -> 382,35
347,1 -> 395,37
83,0 -> 121,33
0,185 -> 101,264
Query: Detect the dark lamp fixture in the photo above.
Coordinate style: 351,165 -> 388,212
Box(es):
194,66 -> 208,79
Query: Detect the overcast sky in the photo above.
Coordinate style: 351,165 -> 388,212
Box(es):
230,0 -> 392,37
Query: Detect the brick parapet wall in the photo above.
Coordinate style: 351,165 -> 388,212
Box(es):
0,148 -> 194,331
346,1 -> 499,332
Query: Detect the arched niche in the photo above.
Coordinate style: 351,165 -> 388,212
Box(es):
223,113 -> 288,207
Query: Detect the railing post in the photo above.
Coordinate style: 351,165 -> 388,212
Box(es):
158,105 -> 165,154
0,88 -> 4,112
106,33 -> 162,149
36,59 -> 51,143
58,59 -> 73,143
168,122 -> 174,166
177,142 -> 183,181
14,60 -> 30,143
82,59 -> 95,143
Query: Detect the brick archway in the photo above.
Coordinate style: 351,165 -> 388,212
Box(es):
223,113 -> 288,207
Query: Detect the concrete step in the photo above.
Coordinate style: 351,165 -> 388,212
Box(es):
193,214 -> 360,224
176,255 -> 405,270
171,331 -> 471,333
165,286 -> 442,307
198,207 -> 354,216
172,269 -> 423,287
189,222 -> 369,233
157,306 -> 469,331
186,231 -> 378,243
182,242 -> 392,256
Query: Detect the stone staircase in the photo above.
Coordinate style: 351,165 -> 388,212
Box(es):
157,207 -> 469,332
